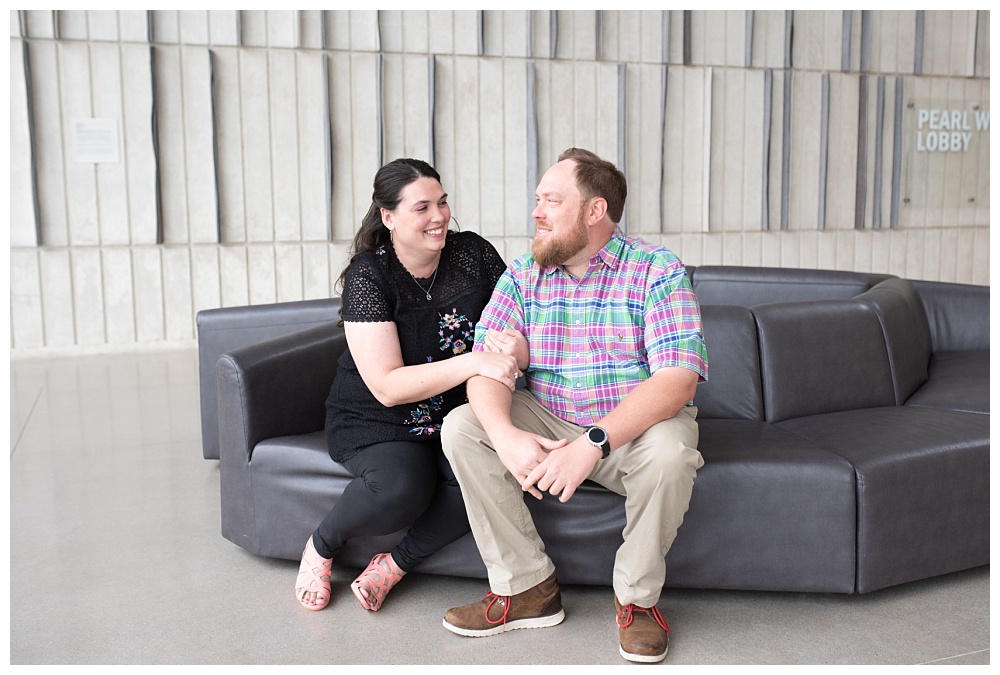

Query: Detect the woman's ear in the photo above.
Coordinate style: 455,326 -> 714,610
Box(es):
380,207 -> 393,228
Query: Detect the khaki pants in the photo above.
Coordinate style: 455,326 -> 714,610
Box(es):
441,389 -> 703,607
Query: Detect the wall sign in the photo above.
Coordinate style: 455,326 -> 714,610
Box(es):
914,106 -> 990,153
70,118 -> 121,164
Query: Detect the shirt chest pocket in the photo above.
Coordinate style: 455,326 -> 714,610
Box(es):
589,321 -> 645,364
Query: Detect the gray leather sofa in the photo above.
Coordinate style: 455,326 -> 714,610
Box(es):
200,266 -> 989,595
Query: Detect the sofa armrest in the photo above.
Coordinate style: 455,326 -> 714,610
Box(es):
196,298 -> 342,459
216,322 -> 346,462
217,322 -> 346,552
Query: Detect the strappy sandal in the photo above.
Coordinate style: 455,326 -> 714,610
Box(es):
295,536 -> 333,611
350,552 -> 405,611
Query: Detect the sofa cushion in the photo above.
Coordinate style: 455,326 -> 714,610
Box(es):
778,406 -> 990,594
663,419 -> 857,593
693,305 -> 764,420
854,278 -> 932,404
245,432 -> 486,575
905,350 -> 990,414
692,266 -> 876,307
754,300 -> 895,423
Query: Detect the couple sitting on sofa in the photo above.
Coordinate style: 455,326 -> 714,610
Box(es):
293,148 -> 707,664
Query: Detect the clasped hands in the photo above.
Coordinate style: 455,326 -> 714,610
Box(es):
496,428 -> 602,503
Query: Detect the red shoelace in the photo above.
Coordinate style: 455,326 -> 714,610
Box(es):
482,592 -> 511,626
617,603 -> 670,633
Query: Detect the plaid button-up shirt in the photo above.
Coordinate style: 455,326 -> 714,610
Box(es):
473,229 -> 707,426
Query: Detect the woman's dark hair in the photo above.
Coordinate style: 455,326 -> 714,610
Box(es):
335,158 -> 442,295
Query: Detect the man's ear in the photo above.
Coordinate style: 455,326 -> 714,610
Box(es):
588,197 -> 608,225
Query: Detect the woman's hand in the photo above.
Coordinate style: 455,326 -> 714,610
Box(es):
473,352 -> 521,392
483,328 -> 529,370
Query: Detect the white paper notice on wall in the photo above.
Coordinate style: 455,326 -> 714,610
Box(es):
70,118 -> 121,163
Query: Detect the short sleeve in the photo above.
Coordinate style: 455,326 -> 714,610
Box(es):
341,253 -> 394,323
644,262 -> 708,381
472,268 -> 525,351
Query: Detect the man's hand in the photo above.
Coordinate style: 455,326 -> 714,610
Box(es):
495,429 -> 569,500
522,435 -> 602,503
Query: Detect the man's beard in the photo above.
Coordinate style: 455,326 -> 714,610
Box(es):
531,206 -> 588,268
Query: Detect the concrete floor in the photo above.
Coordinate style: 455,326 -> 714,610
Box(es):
8,349 -> 990,666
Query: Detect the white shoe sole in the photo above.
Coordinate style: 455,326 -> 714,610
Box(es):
442,608 -> 566,637
619,643 -> 668,663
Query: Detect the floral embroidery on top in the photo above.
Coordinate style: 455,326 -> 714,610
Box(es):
375,245 -> 386,255
406,395 -> 444,436
403,310 -> 473,435
439,309 -> 474,355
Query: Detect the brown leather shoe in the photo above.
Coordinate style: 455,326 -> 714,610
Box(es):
443,573 -> 564,637
615,596 -> 670,663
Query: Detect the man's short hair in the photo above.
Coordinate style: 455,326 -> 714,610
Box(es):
557,148 -> 627,223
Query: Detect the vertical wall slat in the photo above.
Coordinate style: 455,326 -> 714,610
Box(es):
854,75 -> 869,229
659,64 -> 668,231
322,53 -> 333,241
477,10 -> 484,56
783,10 -> 793,69
818,72 -> 830,231
526,60 -> 538,231
841,11 -> 852,71
20,39 -> 42,245
761,69 -> 773,230
617,62 -> 627,231
150,45 -> 163,243
550,11 -> 558,60
860,10 -> 872,72
208,49 -> 222,242
780,70 -> 792,230
428,55 -> 436,167
889,76 -> 903,230
872,75 -> 886,230
702,67 -> 712,233
683,11 -> 692,65
240,48 -> 273,242
375,52 -> 384,168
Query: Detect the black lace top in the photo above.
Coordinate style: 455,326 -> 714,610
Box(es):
324,230 -> 507,462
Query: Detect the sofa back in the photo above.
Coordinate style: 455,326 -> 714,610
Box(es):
854,279 -> 932,405
691,265 -> 889,308
911,280 -> 990,352
693,305 -> 764,420
754,300 -> 896,423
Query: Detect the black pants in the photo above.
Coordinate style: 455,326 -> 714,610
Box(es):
311,440 -> 470,572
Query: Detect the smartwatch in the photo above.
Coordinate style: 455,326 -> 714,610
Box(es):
585,426 -> 611,459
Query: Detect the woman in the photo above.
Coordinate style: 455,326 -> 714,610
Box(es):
295,158 -> 526,612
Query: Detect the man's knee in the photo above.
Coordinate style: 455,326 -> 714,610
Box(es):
441,403 -> 482,461
627,422 -> 702,478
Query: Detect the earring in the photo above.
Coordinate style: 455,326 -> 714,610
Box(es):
450,216 -> 461,231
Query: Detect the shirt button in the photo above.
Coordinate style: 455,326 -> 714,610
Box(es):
575,382 -> 582,388
575,319 -> 581,324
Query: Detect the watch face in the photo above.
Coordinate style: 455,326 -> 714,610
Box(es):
588,427 -> 608,445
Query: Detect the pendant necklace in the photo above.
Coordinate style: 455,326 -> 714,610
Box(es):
410,266 -> 439,301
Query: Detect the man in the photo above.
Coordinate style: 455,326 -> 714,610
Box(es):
440,148 -> 707,663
